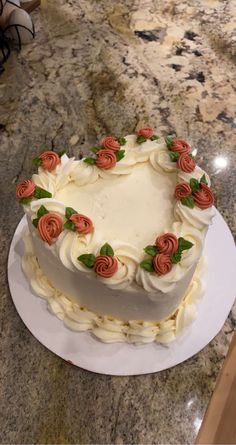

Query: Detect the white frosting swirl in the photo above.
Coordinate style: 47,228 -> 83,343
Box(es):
60,229 -> 101,274
150,147 -> 178,173
177,165 -> 211,186
131,139 -> 164,162
30,198 -> 66,217
174,202 -> 216,231
55,156 -> 78,190
32,171 -> 56,196
70,162 -> 99,186
97,153 -> 136,177
170,221 -> 204,267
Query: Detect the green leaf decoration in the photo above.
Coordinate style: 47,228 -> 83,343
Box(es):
165,135 -> 173,149
178,237 -> 194,252
144,245 -> 158,257
150,135 -> 159,141
115,150 -> 125,162
137,135 -> 147,144
91,146 -> 102,154
181,196 -> 195,208
64,220 -> 75,231
200,174 -> 208,185
140,259 -> 154,272
189,153 -> 194,159
169,151 -> 180,162
32,218 -> 39,228
34,186 -> 52,199
78,253 -> 96,268
100,243 -> 114,257
37,205 -> 49,218
83,157 -> 96,165
58,149 -> 66,157
170,237 -> 193,264
20,197 -> 32,205
190,178 -> 200,193
65,207 -> 77,219
117,137 -> 127,146
171,251 -> 182,264
32,157 -> 41,167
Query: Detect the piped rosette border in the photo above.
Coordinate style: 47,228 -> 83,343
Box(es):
16,129 -> 216,294
33,150 -> 66,172
175,174 -> 214,210
174,170 -> 215,231
75,240 -> 139,290
78,243 -> 118,278
30,204 -> 94,246
16,179 -> 52,204
136,222 -> 203,295
83,136 -> 127,170
140,233 -> 193,275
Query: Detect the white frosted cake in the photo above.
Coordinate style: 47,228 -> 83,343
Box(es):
16,128 -> 215,343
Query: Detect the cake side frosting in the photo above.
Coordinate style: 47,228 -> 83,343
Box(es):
22,229 -> 205,344
16,130 -> 215,326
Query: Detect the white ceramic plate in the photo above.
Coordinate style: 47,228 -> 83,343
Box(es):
8,211 -> 236,375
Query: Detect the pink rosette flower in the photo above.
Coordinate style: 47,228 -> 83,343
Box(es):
175,182 -> 192,199
38,212 -> 63,245
177,153 -> 196,173
96,149 -> 117,170
16,179 -> 35,199
39,151 -> 60,172
171,138 -> 191,154
153,253 -> 173,275
101,136 -> 120,151
156,233 -> 178,254
193,183 -> 214,209
94,255 -> 118,278
137,127 -> 154,139
69,213 -> 93,234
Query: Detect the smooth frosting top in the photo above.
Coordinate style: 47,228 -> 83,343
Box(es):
55,162 -> 175,249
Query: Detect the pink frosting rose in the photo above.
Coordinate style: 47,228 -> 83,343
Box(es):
39,151 -> 60,172
96,149 -> 117,170
175,182 -> 192,199
94,255 -> 118,278
171,138 -> 191,154
137,127 -> 154,139
16,179 -> 35,198
153,253 -> 173,275
193,183 -> 214,209
101,136 -> 120,151
156,233 -> 178,254
177,153 -> 196,173
69,213 -> 93,234
38,212 -> 63,245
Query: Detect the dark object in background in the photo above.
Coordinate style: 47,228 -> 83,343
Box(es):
0,0 -> 39,74
0,24 -> 10,68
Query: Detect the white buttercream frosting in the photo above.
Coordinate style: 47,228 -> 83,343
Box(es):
21,133 -> 215,331
22,230 -> 205,344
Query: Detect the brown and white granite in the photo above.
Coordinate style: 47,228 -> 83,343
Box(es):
0,0 -> 235,443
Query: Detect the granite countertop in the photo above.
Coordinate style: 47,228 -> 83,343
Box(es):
1,1 -> 235,443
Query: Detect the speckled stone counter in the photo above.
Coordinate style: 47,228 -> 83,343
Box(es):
1,1 -> 235,443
